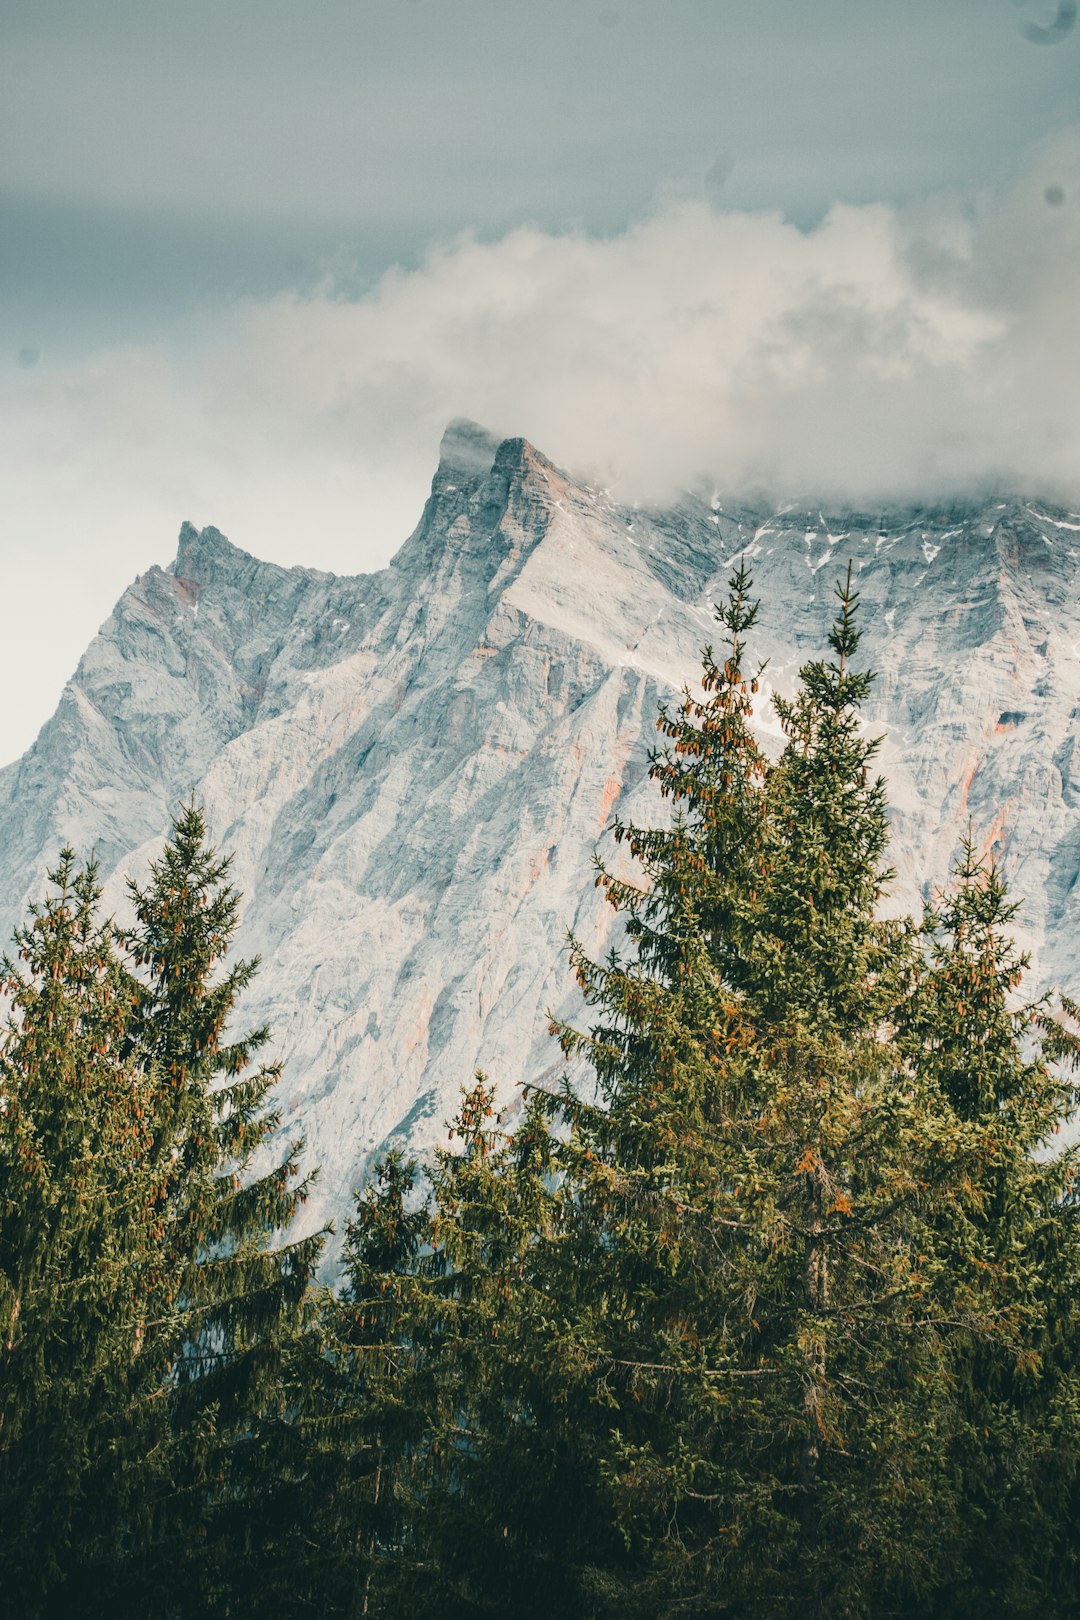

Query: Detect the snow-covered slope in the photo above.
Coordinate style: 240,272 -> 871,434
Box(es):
3,421 -> 1080,1231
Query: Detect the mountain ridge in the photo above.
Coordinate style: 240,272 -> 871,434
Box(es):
3,427 -> 1080,1232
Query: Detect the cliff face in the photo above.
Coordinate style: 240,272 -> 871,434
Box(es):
3,421 -> 1080,1230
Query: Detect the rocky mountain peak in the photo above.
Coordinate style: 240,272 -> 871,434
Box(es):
430,418 -> 568,508
3,425 -> 1080,1238
435,417 -> 501,480
172,520 -> 256,586
490,433 -> 569,502
392,426 -> 570,602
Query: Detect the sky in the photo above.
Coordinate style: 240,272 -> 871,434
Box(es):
2,0 -> 1080,765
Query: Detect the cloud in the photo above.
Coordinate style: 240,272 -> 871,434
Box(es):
3,131 -> 1080,763
132,128 -> 1080,509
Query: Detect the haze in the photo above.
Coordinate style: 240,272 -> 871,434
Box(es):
2,0 -> 1079,764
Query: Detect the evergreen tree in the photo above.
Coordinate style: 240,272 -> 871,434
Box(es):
408,1080 -> 576,1617
336,1150 -> 432,1616
277,1149 -> 436,1620
527,568 -> 950,1613
319,1082 -> 567,1618
423,567 -> 1080,1617
116,802 -> 327,1613
293,1070 -> 589,1619
0,809 -> 327,1617
0,854 -> 156,1615
898,839 -> 1080,1614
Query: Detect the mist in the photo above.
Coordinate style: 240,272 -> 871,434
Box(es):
3,132 -> 1080,764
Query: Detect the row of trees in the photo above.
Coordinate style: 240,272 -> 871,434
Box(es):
0,812 -> 324,1614
3,568 -> 1080,1616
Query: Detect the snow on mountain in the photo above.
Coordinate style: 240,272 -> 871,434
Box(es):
3,421 -> 1080,1234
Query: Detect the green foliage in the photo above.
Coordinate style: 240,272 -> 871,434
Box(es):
897,839 -> 1080,1613
4,581 -> 1080,1617
346,564 -> 1080,1619
117,804 -> 327,1614
0,854 -> 153,1612
279,1150 -> 437,1619
517,564 -> 972,1614
0,807 -> 326,1617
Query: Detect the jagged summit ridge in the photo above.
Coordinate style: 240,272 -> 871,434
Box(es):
170,520 -> 335,592
1,428 -> 1080,1236
171,518 -> 258,578
436,416 -> 501,477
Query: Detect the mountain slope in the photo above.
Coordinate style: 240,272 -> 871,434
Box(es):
3,423 -> 1080,1230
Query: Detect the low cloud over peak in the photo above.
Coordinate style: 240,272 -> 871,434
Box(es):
3,132 -> 1080,762
266,132 -> 1074,510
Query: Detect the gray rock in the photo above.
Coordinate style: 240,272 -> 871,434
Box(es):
3,429 -> 1079,1237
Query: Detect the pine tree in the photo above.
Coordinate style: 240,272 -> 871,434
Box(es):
0,854 -> 156,1615
898,839 -> 1080,1614
279,1150 -> 436,1620
543,567 -> 913,1611
115,802 -> 327,1613
428,565 -> 1080,1617
716,566 -> 965,1609
1,809 -> 327,1616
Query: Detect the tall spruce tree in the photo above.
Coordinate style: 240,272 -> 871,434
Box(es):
0,809 -> 327,1618
0,853 -> 152,1615
898,839 -> 1080,1614
528,566 -> 959,1614
414,566 -> 1080,1618
116,802 -> 326,1613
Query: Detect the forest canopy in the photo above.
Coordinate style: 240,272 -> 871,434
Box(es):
2,569 -> 1079,1619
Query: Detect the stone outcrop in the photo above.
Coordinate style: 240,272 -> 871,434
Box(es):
3,423 -> 1079,1232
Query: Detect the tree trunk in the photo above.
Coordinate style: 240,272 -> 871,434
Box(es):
799,1170 -> 828,1536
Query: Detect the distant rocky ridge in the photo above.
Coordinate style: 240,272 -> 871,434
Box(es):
3,419 -> 1080,1234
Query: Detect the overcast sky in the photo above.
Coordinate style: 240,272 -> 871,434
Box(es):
3,0 -> 1080,764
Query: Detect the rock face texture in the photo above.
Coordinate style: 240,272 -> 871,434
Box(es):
3,419 -> 1080,1232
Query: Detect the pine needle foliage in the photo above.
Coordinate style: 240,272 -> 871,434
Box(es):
325,1082 -> 574,1618
287,1150 -> 437,1619
4,591 -> 1080,1618
379,565 -> 1080,1620
116,802 -> 327,1612
0,854 -> 151,1614
0,807 -> 326,1618
896,837 -> 1080,1614
526,565 -> 966,1615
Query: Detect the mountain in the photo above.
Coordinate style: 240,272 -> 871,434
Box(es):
3,420 -> 1080,1233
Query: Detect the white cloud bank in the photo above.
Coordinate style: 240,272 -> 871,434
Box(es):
3,132 -> 1080,763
